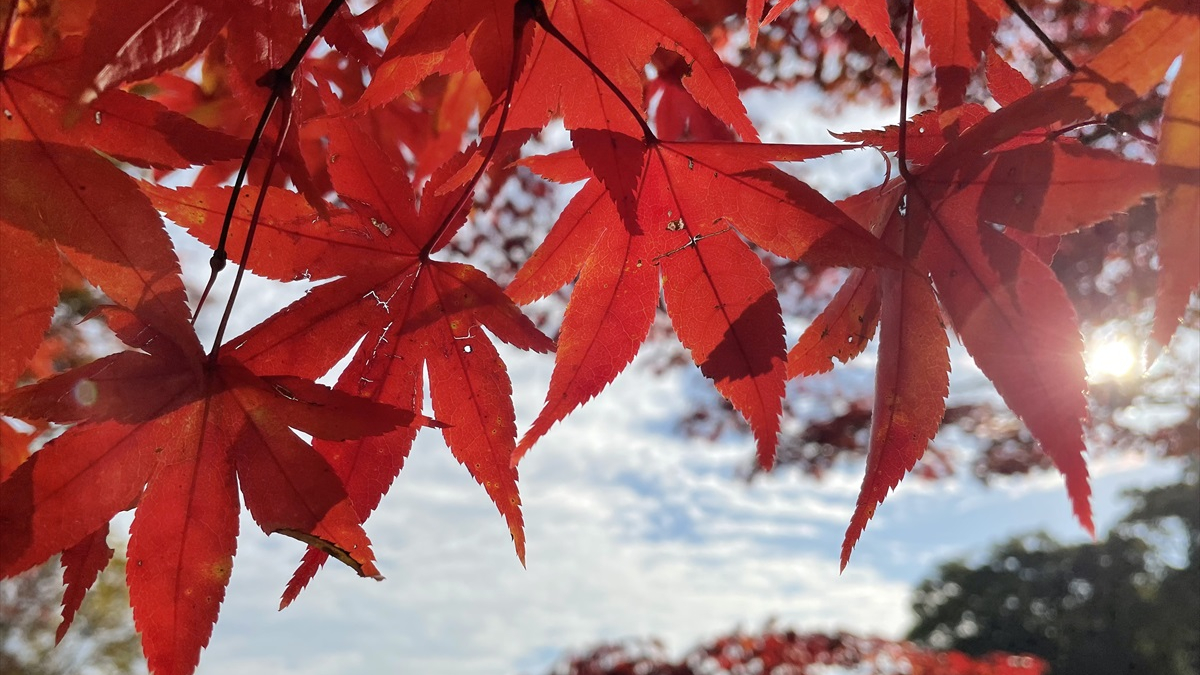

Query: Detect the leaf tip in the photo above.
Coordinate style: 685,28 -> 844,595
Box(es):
512,526 -> 527,568
1074,493 -> 1096,540
1063,459 -> 1094,539
511,433 -> 537,467
839,528 -> 861,573
755,431 -> 778,472
1144,336 -> 1166,369
756,449 -> 775,472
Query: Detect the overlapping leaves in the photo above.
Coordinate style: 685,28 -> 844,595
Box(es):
0,1 -> 1196,675
0,305 -> 423,675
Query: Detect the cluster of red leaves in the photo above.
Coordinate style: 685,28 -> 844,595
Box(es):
550,628 -> 1047,675
0,0 -> 1196,674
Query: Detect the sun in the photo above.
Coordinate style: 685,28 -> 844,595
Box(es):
1085,334 -> 1140,381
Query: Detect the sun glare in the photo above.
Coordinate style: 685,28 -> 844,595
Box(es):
1085,335 -> 1140,381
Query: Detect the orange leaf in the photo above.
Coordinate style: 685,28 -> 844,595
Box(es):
941,0 -> 1200,159
1153,43 -> 1200,347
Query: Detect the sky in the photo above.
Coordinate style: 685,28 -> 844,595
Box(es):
71,81 -> 1194,675
179,339 -> 1182,675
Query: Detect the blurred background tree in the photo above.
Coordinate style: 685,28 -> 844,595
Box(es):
907,466 -> 1199,675
539,627 -> 1047,675
535,470 -> 1197,675
0,552 -> 143,675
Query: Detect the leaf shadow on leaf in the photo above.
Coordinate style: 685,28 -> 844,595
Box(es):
728,166 -> 903,269
699,291 -> 782,383
233,420 -> 348,533
935,65 -> 972,109
982,223 -> 1028,290
978,145 -> 1053,249
1160,162 -> 1200,186
950,71 -> 1140,161
2,473 -> 34,568
0,352 -> 200,426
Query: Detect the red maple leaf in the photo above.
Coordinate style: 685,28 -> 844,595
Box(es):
915,0 -> 1009,109
359,0 -> 754,142
143,114 -> 554,588
0,306 -> 424,675
0,139 -> 198,390
1,3 -> 1196,674
836,119 -> 1159,562
784,186 -> 899,378
756,0 -> 904,62
511,135 -> 899,468
56,524 -> 113,644
0,30 -> 241,392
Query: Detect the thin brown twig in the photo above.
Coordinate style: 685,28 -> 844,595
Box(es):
420,7 -> 531,259
1002,0 -> 1077,73
1049,113 -> 1159,145
195,0 -> 347,325
897,0 -> 916,183
209,96 -> 294,361
530,0 -> 657,143
191,95 -> 279,324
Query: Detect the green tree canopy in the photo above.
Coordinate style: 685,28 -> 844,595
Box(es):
908,468 -> 1200,675
0,553 -> 143,675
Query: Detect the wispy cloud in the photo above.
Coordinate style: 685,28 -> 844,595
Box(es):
192,349 -> 911,675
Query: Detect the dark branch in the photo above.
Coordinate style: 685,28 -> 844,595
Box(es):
203,0 -> 346,357
420,7 -> 532,259
897,0 -> 916,183
530,0 -> 657,143
1002,0 -> 1077,73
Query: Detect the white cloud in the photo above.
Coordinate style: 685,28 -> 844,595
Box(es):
160,302 -> 1182,675
193,349 -> 914,675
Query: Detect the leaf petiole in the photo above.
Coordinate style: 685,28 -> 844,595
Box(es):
208,96 -> 295,362
203,0 -> 346,359
897,0 -> 916,183
529,0 -> 658,143
196,0 -> 347,328
420,6 -> 531,259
